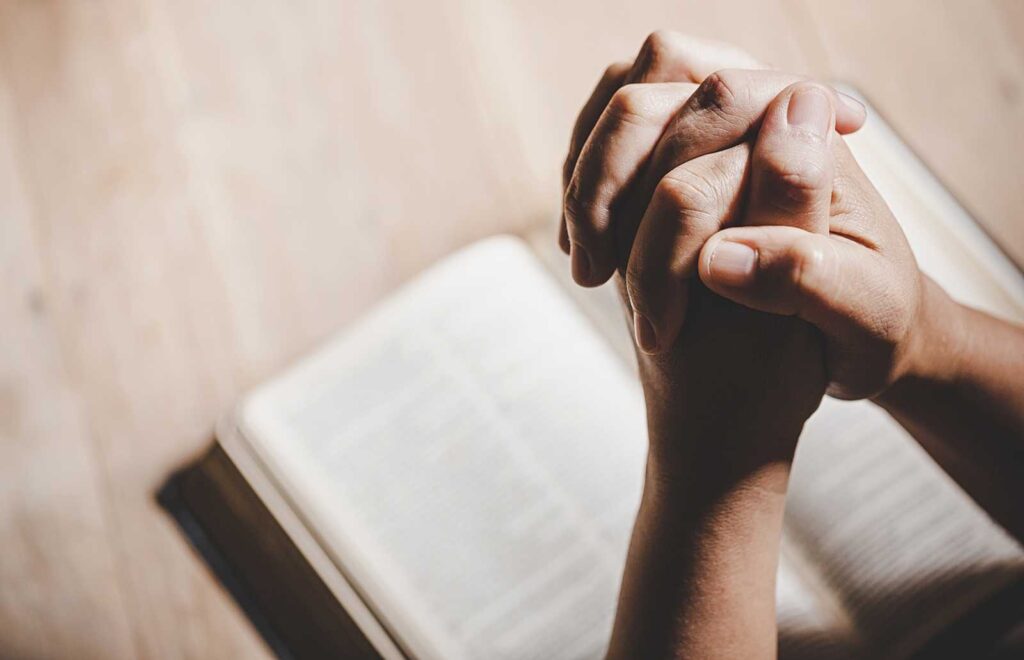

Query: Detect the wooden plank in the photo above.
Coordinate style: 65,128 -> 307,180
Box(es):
0,51 -> 137,660
0,1 -> 270,657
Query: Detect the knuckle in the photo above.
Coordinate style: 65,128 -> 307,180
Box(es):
625,260 -> 657,314
602,61 -> 625,83
692,70 -> 738,118
607,84 -> 654,125
561,155 -> 574,188
562,179 -> 586,223
563,178 -> 608,236
759,155 -> 829,213
657,168 -> 720,221
785,237 -> 829,297
639,30 -> 680,65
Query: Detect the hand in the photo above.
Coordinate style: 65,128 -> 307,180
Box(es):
571,35 -> 1024,659
560,32 -> 865,350
638,83 -> 846,479
560,31 -> 764,256
560,30 -> 866,291
680,52 -> 1024,544
696,141 -> 927,400
572,38 -> 851,659
572,36 -> 851,660
563,31 -> 921,402
560,33 -> 867,461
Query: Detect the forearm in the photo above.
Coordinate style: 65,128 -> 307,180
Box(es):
607,393 -> 800,660
874,277 -> 1024,540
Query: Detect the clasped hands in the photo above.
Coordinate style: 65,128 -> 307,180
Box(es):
569,36 -> 1024,657
560,32 -> 935,474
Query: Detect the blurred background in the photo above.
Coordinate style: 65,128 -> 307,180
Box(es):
1,1 -> 1022,658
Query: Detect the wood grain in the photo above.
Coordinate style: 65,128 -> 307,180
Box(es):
0,54 -> 137,660
0,1 -> 1020,657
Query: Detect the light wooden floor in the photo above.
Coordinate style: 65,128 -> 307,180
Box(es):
1,1 -> 1021,657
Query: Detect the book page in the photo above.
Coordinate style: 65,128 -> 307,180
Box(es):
787,399 -> 1024,657
237,236 -> 847,659
777,539 -> 861,660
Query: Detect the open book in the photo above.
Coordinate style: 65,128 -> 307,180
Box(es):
162,101 -> 1024,659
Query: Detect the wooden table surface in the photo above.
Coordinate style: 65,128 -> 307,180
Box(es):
2,1 -> 1022,657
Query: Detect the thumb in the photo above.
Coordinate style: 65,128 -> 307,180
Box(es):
747,81 -> 837,234
697,225 -> 880,342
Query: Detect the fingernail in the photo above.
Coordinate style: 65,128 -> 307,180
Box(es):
633,311 -> 658,354
709,241 -> 757,287
787,87 -> 831,138
837,91 -> 866,118
571,243 -> 591,283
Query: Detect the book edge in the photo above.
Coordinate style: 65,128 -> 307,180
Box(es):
157,457 -> 297,660
214,415 -> 408,659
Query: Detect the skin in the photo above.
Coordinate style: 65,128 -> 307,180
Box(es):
563,34 -> 853,659
561,31 -> 1024,659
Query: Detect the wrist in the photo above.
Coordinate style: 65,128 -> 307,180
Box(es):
645,452 -> 794,507
880,276 -> 968,403
642,386 -> 803,499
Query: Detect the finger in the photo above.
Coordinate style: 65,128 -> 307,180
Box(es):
625,144 -> 750,353
698,226 -> 889,361
565,82 -> 697,286
699,226 -> 851,327
625,30 -> 763,84
563,62 -> 632,194
746,82 -> 836,233
566,33 -> 743,197
561,62 -> 632,253
559,31 -> 765,256
567,31 -> 730,186
615,71 -> 865,263
646,70 -> 863,186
